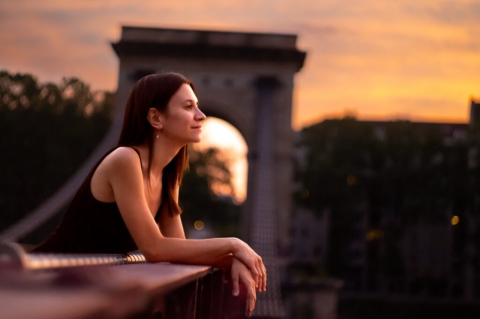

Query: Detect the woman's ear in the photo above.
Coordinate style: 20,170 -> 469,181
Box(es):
147,108 -> 164,130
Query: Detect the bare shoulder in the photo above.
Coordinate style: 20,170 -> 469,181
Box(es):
102,147 -> 141,171
91,147 -> 143,202
94,147 -> 143,184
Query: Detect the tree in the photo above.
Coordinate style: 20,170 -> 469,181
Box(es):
295,116 -> 473,296
180,147 -> 241,237
0,69 -> 241,241
0,70 -> 113,231
296,117 -> 381,282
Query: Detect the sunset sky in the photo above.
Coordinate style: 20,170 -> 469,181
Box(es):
1,0 -> 479,129
1,1 -> 479,201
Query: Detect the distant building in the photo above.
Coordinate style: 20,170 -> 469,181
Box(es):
363,120 -> 468,145
291,98 -> 480,301
289,206 -> 330,265
401,221 -> 452,277
470,99 -> 480,127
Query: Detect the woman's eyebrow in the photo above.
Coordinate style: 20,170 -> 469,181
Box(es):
183,99 -> 199,104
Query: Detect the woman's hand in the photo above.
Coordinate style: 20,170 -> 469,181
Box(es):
231,258 -> 257,317
230,238 -> 267,292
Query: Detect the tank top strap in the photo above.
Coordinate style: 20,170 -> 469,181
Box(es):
125,146 -> 142,170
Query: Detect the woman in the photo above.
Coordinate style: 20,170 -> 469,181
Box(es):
34,72 -> 265,316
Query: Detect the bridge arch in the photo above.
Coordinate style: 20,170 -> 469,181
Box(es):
198,98 -> 251,150
0,26 -> 306,317
112,26 -> 306,317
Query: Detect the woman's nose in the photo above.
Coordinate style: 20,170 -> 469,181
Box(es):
196,109 -> 206,121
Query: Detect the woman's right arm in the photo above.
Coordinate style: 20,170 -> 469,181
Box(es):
103,148 -> 266,290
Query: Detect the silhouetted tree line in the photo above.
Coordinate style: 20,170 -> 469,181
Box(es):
181,147 -> 241,237
0,70 -> 239,238
0,70 -> 113,232
295,116 -> 480,297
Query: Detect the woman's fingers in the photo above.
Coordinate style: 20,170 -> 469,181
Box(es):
260,259 -> 266,291
252,256 -> 262,288
231,268 -> 240,296
263,264 -> 267,291
254,255 -> 266,291
245,277 -> 257,317
246,292 -> 256,317
232,239 -> 267,292
232,257 -> 257,317
248,264 -> 259,286
256,263 -> 262,289
246,256 -> 264,292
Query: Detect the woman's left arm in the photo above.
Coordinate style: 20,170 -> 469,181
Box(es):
154,216 -> 259,318
157,187 -> 236,270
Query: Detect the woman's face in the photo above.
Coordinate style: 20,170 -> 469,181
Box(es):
161,83 -> 206,144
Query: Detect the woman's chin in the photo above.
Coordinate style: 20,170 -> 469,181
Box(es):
190,135 -> 202,143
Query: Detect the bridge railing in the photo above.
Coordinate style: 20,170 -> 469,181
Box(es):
0,243 -> 247,319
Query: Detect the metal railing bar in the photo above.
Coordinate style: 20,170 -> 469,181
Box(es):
0,243 -> 146,271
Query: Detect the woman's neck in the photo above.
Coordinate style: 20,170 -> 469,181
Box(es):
147,136 -> 184,177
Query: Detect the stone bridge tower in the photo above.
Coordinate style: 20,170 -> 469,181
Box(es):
112,26 -> 306,317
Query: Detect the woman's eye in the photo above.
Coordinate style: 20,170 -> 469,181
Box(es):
186,104 -> 193,109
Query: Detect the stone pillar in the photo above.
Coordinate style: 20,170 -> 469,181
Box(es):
249,76 -> 285,317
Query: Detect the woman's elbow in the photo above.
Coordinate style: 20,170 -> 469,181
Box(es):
141,246 -> 166,263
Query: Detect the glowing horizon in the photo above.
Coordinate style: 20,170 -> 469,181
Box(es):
196,118 -> 248,203
0,0 -> 478,130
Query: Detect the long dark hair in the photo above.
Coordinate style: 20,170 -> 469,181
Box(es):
118,72 -> 194,216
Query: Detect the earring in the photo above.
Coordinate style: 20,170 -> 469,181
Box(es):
156,134 -> 159,139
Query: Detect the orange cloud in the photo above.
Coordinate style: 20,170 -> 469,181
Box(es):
0,0 -> 478,130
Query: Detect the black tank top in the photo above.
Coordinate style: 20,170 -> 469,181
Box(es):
33,147 -> 154,254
